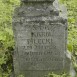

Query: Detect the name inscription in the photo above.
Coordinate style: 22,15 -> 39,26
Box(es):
15,20 -> 65,70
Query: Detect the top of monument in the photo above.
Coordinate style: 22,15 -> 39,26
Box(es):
21,0 -> 55,2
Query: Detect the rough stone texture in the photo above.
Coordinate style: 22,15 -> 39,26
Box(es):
21,0 -> 55,2
12,0 -> 70,77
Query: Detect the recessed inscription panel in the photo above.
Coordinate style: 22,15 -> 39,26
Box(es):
15,20 -> 65,71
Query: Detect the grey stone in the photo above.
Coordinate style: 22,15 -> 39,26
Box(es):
53,0 -> 60,11
59,5 -> 68,20
12,0 -> 71,77
21,0 -> 55,2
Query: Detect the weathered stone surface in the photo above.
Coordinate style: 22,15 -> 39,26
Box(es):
12,0 -> 70,77
21,0 -> 55,2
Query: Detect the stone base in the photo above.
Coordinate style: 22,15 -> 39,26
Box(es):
14,70 -> 69,77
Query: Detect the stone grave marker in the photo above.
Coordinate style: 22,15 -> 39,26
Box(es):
12,0 -> 70,77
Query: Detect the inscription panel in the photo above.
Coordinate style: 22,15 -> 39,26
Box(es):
14,18 -> 66,71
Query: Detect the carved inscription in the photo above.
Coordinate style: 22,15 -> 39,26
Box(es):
15,19 -> 65,70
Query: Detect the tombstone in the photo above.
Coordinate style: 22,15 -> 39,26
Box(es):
12,0 -> 71,77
